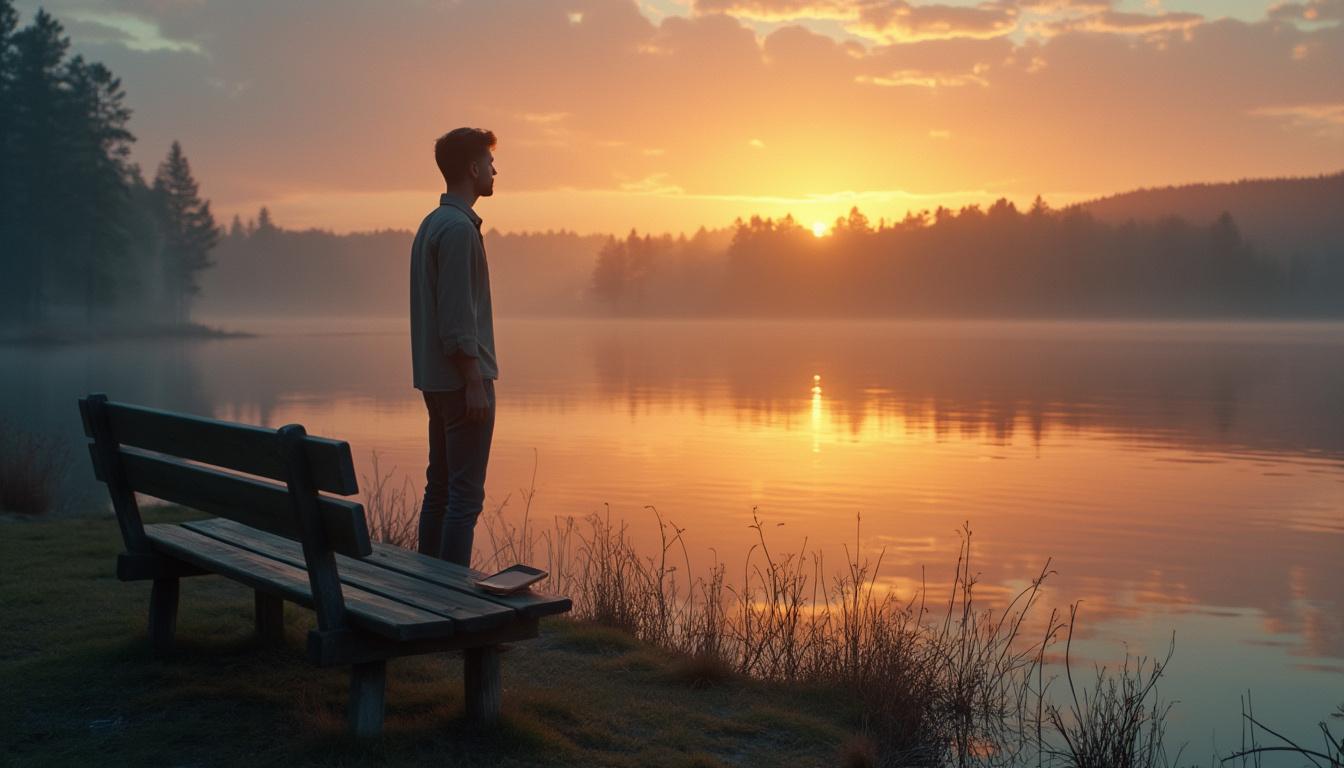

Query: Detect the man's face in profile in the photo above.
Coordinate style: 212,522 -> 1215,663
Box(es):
472,152 -> 496,197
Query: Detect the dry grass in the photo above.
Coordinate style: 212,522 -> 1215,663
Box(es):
360,451 -> 418,549
360,453 -> 1189,767
1045,606 -> 1177,768
0,421 -> 67,515
1222,698 -> 1343,768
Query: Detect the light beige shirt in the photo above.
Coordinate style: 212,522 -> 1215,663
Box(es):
409,194 -> 498,391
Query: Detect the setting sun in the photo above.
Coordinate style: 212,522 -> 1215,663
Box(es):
811,221 -> 828,238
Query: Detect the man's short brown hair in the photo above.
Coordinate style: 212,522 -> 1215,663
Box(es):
435,128 -> 496,183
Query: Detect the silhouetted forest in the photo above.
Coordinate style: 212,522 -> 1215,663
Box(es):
589,200 -> 1340,317
199,189 -> 1341,319
0,2 -> 217,329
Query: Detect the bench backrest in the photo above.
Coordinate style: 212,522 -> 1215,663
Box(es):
79,395 -> 369,554
80,394 -> 371,629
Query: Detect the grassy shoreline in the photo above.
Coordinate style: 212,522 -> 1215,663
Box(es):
0,508 -> 864,767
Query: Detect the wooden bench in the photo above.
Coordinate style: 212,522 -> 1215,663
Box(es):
78,393 -> 572,737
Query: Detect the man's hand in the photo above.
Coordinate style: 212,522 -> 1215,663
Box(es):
464,379 -> 491,423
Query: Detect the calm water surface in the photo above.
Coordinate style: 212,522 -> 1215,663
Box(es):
4,317 -> 1341,757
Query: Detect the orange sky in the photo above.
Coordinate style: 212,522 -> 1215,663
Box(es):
18,0 -> 1344,234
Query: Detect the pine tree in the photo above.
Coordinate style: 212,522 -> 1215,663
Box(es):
153,141 -> 219,324
5,9 -> 68,321
0,0 -> 19,319
61,55 -> 135,316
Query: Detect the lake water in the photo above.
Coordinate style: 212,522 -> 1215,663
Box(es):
4,317 -> 1341,759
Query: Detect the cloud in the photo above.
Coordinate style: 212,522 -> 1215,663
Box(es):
856,63 -> 990,88
617,173 -> 685,194
522,112 -> 572,124
691,0 -> 857,21
1267,0 -> 1344,23
61,8 -> 202,52
1250,103 -> 1344,135
1017,0 -> 1111,11
849,1 -> 1020,43
1035,9 -> 1203,36
694,0 -> 1022,41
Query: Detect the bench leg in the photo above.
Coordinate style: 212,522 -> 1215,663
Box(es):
349,660 -> 386,738
255,591 -> 284,645
148,577 -> 179,658
464,646 -> 502,722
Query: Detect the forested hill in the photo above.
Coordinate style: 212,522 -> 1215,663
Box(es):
1080,172 -> 1344,263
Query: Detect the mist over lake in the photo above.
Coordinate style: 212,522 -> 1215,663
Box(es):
5,315 -> 1341,756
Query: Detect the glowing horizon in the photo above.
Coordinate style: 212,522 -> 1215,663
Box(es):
15,0 -> 1344,235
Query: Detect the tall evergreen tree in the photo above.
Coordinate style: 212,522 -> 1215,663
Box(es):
5,9 -> 68,321
153,141 -> 219,324
61,55 -> 135,316
0,0 -> 19,319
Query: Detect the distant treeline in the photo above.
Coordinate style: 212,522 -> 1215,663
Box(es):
200,216 -> 612,317
0,2 -> 217,327
591,200 -> 1343,317
198,193 -> 1342,319
201,178 -> 1343,320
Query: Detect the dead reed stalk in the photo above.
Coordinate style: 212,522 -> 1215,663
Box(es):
0,422 -> 67,516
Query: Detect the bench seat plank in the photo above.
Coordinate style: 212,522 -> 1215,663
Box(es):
364,543 -> 573,619
145,524 -> 456,642
182,519 -> 516,634
195,518 -> 572,619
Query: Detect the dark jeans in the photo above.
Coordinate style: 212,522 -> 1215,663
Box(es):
418,380 -> 495,566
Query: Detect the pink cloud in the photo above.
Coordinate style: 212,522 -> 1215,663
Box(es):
691,0 -> 858,21
1035,9 -> 1204,36
1268,0 -> 1344,23
850,1 -> 1020,43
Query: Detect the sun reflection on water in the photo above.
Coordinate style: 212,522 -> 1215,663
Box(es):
811,373 -> 823,453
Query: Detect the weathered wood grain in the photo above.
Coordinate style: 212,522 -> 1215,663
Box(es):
113,448 -> 371,558
348,661 -> 387,738
184,519 -> 516,633
146,524 -> 455,641
80,398 -> 358,495
464,646 -> 502,722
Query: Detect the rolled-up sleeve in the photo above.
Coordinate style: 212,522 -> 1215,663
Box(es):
434,223 -> 481,359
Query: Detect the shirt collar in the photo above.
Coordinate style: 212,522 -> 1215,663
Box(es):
439,193 -> 482,229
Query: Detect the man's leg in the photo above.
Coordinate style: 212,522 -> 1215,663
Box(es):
418,391 -> 449,558
440,380 -> 496,567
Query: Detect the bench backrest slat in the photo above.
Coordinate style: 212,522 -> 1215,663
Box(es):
91,447 -> 373,558
79,400 -> 358,496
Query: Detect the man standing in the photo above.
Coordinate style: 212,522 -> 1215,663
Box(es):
409,128 -> 498,566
